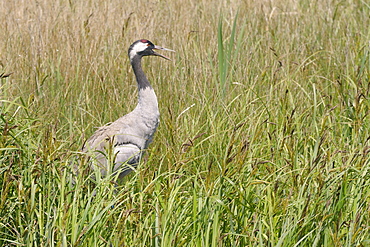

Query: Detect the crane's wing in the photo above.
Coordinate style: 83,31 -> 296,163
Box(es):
82,111 -> 155,177
112,143 -> 142,177
82,119 -> 144,177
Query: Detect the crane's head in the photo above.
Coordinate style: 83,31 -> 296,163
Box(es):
128,39 -> 174,61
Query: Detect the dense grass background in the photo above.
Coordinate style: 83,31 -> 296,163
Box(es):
1,0 -> 369,246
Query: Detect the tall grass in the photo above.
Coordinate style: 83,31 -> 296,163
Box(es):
1,0 -> 370,246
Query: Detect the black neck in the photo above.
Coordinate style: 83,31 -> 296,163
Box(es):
131,55 -> 152,90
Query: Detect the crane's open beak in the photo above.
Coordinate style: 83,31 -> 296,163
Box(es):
153,45 -> 175,60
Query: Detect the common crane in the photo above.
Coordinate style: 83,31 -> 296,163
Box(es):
82,39 -> 174,178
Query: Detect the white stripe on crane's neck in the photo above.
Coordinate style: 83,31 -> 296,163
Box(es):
129,42 -> 148,61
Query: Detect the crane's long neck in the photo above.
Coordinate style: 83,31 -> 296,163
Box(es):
131,56 -> 151,90
130,56 -> 159,116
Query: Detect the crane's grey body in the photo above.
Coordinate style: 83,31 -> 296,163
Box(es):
82,39 -> 173,178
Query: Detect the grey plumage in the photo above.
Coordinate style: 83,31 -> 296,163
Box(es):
82,39 -> 174,178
